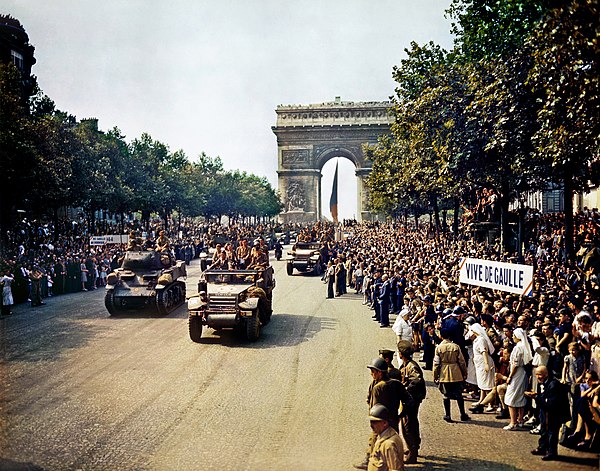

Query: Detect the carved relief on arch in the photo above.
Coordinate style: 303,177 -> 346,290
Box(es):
285,180 -> 306,212
282,149 -> 310,167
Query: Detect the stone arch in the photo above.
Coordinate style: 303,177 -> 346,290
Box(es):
273,100 -> 391,223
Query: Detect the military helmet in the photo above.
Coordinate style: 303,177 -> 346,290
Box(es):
367,357 -> 388,372
369,404 -> 390,421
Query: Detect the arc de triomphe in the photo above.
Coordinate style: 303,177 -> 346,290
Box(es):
272,99 -> 391,223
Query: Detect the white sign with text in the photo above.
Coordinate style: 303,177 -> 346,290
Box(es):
459,257 -> 534,296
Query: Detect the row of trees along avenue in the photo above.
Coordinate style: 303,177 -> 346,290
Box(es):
366,0 -> 598,260
0,15 -> 282,251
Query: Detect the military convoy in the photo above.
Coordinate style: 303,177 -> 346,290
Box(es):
104,250 -> 187,315
286,242 -> 323,276
187,266 -> 275,342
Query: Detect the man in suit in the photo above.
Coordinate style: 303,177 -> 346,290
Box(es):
526,365 -> 570,461
378,274 -> 391,328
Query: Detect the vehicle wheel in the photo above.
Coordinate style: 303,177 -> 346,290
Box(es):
104,290 -> 117,316
258,298 -> 271,325
189,315 -> 203,342
286,264 -> 293,276
246,310 -> 261,342
156,289 -> 172,315
175,282 -> 186,308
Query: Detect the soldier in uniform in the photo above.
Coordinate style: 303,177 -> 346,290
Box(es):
433,328 -> 470,422
126,231 -> 143,251
379,349 -> 402,380
29,265 -> 45,307
354,358 -> 413,470
248,240 -> 269,269
397,340 -> 426,464
155,230 -> 171,253
366,404 -> 405,471
236,239 -> 251,269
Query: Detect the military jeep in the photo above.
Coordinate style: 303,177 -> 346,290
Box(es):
286,242 -> 323,276
187,266 -> 275,342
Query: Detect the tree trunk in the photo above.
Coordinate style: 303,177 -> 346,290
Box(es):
430,193 -> 441,231
500,178 -> 511,252
453,198 -> 460,235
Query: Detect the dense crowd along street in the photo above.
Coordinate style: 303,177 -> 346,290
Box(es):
2,213 -> 600,469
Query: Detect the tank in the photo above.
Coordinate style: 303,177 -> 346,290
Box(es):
104,250 -> 187,315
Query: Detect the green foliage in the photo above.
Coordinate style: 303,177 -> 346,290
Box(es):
0,71 -> 282,231
368,0 -> 596,249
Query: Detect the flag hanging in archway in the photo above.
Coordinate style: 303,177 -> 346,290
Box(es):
329,160 -> 338,224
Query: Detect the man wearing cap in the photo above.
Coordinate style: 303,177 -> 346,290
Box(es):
397,340 -> 426,464
442,306 -> 469,363
354,358 -> 412,470
367,404 -> 405,471
379,349 -> 402,380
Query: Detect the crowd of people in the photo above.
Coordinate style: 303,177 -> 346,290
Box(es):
0,215 -> 301,314
3,209 -> 600,467
306,212 -> 600,467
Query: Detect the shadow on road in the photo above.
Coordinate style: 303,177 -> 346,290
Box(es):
414,453 -> 599,470
0,457 -> 46,471
196,313 -> 338,349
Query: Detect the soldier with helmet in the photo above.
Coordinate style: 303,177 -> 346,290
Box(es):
366,404 -> 405,471
354,357 -> 413,470
248,239 -> 269,269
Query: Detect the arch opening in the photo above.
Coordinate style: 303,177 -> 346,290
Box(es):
320,157 -> 358,222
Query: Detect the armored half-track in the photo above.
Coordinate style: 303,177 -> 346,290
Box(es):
187,266 -> 275,342
286,242 -> 323,276
104,250 -> 187,315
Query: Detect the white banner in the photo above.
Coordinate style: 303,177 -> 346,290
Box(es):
89,235 -> 129,246
459,257 -> 534,296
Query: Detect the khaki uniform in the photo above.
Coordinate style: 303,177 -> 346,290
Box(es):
399,359 -> 426,460
433,339 -> 467,383
368,426 -> 405,471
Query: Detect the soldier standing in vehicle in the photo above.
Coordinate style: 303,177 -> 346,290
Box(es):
248,240 -> 269,269
236,239 -> 251,269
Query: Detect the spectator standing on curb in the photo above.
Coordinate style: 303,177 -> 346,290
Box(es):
0,271 -> 15,315
80,258 -> 89,291
504,327 -> 533,430
528,366 -> 571,461
433,328 -> 470,423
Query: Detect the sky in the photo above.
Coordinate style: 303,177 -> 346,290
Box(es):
3,0 -> 455,220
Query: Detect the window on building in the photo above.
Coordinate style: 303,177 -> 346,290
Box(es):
11,50 -> 24,70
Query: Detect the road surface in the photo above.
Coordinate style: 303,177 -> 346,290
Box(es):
1,255 -> 598,470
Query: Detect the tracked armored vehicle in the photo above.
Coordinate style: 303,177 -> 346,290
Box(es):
187,266 -> 275,342
104,250 -> 187,315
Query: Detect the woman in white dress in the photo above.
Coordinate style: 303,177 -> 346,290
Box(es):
503,327 -> 533,430
0,271 -> 15,316
468,323 -> 496,413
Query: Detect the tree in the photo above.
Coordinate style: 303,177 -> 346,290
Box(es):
528,0 -> 600,260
